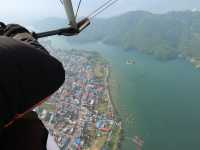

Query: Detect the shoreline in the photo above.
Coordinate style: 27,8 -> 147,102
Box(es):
105,64 -> 123,150
106,65 -> 120,117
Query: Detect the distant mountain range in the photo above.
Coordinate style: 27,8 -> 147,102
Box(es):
34,11 -> 200,60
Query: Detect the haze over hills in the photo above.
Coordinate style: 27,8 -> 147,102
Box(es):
2,0 -> 200,19
34,10 -> 200,60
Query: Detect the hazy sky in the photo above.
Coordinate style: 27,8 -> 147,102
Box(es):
0,0 -> 200,23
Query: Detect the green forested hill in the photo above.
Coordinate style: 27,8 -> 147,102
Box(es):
35,11 -> 200,60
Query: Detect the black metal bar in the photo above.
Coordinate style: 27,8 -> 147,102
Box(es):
35,29 -> 63,38
34,28 -> 78,39
34,18 -> 90,39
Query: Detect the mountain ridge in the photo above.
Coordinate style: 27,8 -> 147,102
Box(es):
34,10 -> 200,60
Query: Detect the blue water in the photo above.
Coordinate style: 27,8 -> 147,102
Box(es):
50,38 -> 200,150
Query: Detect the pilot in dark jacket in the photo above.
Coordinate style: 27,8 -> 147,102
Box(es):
0,22 -> 65,150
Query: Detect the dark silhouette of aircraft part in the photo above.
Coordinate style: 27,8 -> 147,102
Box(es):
34,0 -> 120,39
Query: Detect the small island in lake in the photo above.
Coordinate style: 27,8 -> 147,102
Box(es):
190,57 -> 200,69
126,59 -> 136,65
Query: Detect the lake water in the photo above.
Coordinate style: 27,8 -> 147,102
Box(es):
50,38 -> 200,150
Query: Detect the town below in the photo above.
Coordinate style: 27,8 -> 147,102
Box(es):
35,46 -> 122,150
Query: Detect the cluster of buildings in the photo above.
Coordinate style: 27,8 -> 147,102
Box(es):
36,48 -> 116,150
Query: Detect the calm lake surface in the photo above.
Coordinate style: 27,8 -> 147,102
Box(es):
50,38 -> 200,150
